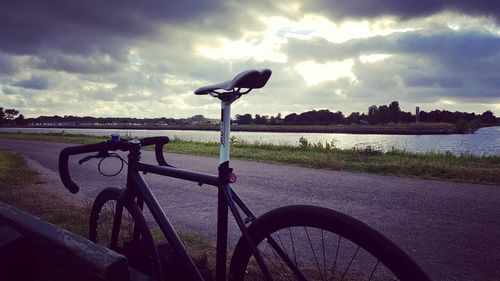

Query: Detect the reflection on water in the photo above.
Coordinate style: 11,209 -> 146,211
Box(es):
1,126 -> 499,156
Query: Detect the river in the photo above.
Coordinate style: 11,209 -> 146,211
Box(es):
1,126 -> 499,156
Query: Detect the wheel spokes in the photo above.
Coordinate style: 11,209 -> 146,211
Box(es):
250,226 -> 399,281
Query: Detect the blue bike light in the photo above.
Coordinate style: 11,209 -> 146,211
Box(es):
110,134 -> 120,142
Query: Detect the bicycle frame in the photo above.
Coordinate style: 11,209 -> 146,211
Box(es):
59,68 -> 430,281
108,97 -> 276,281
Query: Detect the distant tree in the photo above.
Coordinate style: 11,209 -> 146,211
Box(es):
235,114 -> 253,125
15,114 -> 26,125
297,110 -> 317,124
330,111 -> 344,124
368,105 -> 378,123
346,112 -> 361,124
189,114 -> 206,122
359,113 -> 369,123
315,110 -> 330,124
388,101 -> 401,123
284,113 -> 298,124
316,109 -> 343,124
480,110 -> 496,124
399,111 -> 413,123
276,113 -> 282,121
269,115 -> 278,125
269,113 -> 283,125
376,105 -> 391,123
254,114 -> 268,125
366,101 -> 417,124
0,107 -> 4,123
4,108 -> 20,121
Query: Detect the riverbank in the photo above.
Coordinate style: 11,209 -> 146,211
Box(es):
1,132 -> 499,185
0,122 -> 476,134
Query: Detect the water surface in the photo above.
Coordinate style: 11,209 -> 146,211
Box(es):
1,126 -> 499,156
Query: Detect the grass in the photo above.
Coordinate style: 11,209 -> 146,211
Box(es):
1,131 -> 499,185
0,151 -> 89,236
0,151 -> 216,275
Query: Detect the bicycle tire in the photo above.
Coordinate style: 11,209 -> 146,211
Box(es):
89,187 -> 163,281
229,205 -> 430,281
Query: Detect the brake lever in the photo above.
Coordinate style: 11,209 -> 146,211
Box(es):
78,151 -> 110,165
78,155 -> 94,165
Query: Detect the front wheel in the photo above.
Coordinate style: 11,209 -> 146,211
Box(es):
229,205 -> 430,281
88,187 -> 163,281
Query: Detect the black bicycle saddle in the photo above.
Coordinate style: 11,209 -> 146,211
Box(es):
194,69 -> 272,95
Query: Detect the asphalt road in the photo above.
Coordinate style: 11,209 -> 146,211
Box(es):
1,138 -> 499,281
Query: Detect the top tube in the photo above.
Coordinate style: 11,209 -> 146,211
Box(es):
137,162 -> 219,187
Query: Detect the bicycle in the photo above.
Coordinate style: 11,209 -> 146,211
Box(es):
59,69 -> 431,281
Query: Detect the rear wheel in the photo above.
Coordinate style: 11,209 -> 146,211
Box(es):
89,187 -> 163,281
229,205 -> 430,281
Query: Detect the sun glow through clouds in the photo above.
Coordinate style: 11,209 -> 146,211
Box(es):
359,54 -> 391,63
294,60 -> 356,86
441,99 -> 456,105
261,15 -> 415,43
196,32 -> 287,62
196,14 -> 415,64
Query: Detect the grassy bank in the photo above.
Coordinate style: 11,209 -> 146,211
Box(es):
232,122 -> 460,134
0,151 -> 88,236
1,132 -> 499,185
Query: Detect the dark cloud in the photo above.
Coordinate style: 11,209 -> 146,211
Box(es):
35,53 -> 123,74
397,30 -> 500,60
0,1 -> 226,55
404,76 -> 463,89
286,28 -> 500,63
13,76 -> 49,90
349,53 -> 499,104
303,0 -> 500,21
0,54 -> 17,75
0,0 -> 237,82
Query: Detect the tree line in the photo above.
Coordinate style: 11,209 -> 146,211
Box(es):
1,102 -> 498,126
235,101 -> 497,125
0,107 -> 212,126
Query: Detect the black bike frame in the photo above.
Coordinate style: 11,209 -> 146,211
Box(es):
107,149 -> 269,281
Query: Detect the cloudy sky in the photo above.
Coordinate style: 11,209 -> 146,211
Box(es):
1,1 -> 500,119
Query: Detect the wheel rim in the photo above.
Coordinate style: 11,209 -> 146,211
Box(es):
242,226 -> 402,281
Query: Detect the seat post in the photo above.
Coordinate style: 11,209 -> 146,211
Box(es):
220,99 -> 232,165
215,97 -> 237,281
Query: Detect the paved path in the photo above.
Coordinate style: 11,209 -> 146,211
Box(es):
1,138 -> 499,281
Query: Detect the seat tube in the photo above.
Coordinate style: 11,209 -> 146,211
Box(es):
216,99 -> 231,281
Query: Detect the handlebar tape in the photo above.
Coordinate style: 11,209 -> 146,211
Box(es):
58,142 -> 108,194
59,136 -> 170,194
141,136 -> 170,166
